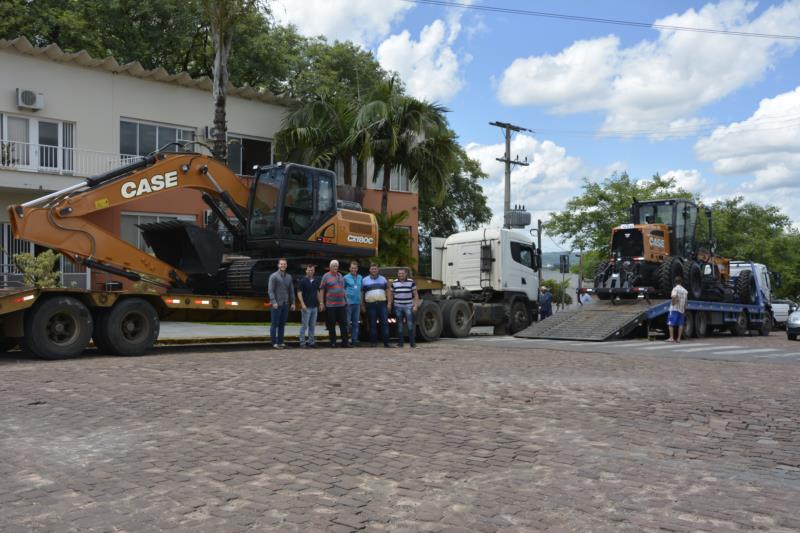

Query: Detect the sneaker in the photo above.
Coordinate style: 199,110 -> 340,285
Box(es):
341,343 -> 350,348
371,343 -> 378,348
272,345 -> 281,349
410,343 -> 416,348
308,344 -> 317,348
396,343 -> 403,348
383,344 -> 392,348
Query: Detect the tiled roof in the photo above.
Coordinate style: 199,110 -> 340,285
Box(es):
0,36 -> 292,106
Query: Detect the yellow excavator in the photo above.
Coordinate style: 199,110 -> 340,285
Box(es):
9,145 -> 378,294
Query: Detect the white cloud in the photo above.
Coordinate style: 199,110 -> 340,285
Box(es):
377,18 -> 466,102
695,86 -> 800,190
497,0 -> 800,137
271,0 -> 412,46
464,134 -> 583,230
662,169 -> 706,192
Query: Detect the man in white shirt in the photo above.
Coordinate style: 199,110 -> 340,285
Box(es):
667,276 -> 689,343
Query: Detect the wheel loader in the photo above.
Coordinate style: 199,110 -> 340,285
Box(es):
593,199 -> 754,303
8,145 -> 378,294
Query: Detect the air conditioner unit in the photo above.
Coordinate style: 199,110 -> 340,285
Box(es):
203,126 -> 218,139
16,88 -> 44,111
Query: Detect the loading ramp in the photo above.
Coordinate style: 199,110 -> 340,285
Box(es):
515,299 -> 668,341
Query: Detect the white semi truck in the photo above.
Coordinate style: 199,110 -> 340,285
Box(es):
430,228 -> 541,337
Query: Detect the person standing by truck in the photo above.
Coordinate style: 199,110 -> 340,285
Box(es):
319,259 -> 349,348
296,264 -> 320,348
538,286 -> 553,320
268,258 -> 295,349
666,276 -> 688,343
389,268 -> 419,348
362,263 -> 391,348
344,261 -> 363,347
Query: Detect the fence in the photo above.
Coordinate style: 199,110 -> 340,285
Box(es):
0,139 -> 143,178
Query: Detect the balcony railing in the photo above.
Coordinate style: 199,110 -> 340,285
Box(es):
0,139 -> 144,178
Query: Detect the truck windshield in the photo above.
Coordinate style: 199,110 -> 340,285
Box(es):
612,229 -> 644,258
250,167 -> 284,237
636,204 -> 673,226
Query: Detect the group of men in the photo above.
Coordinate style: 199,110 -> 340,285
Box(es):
267,259 -> 420,349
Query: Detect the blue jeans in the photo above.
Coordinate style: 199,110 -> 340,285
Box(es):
270,303 -> 289,346
367,301 -> 389,345
300,307 -> 318,346
394,305 -> 415,346
347,303 -> 361,344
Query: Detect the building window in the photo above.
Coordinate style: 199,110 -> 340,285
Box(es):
0,113 -> 75,172
120,119 -> 195,157
390,171 -> 411,192
121,212 -> 196,252
228,135 -> 272,176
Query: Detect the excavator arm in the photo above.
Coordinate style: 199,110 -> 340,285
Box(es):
8,152 -> 251,287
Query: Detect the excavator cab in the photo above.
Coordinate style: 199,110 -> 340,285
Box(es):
629,199 -> 699,258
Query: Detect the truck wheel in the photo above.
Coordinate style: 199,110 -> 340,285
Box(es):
683,311 -> 694,338
509,300 -> 531,334
694,311 -> 708,338
94,298 -> 159,356
735,270 -> 755,305
415,300 -> 443,342
442,299 -> 472,338
683,260 -> 703,300
729,311 -> 748,336
657,257 -> 683,296
23,296 -> 93,360
758,314 -> 772,336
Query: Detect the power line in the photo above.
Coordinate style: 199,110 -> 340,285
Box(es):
401,0 -> 800,40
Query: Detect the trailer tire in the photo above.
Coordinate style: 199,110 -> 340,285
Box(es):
694,311 -> 708,338
24,296 -> 93,360
758,314 -> 772,337
735,270 -> 756,305
682,311 -> 694,338
415,299 -> 443,342
683,260 -> 703,300
94,298 -> 159,356
657,257 -> 683,296
442,299 -> 472,338
729,311 -> 748,336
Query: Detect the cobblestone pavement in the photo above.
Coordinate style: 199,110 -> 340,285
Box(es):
1,342 -> 799,532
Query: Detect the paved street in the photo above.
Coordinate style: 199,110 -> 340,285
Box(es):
1,338 -> 799,532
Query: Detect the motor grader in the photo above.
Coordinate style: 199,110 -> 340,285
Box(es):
593,199 -> 756,304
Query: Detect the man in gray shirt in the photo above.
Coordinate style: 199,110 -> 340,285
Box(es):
268,258 -> 295,348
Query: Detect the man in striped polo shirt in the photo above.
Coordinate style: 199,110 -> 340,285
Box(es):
388,268 -> 419,348
318,259 -> 349,348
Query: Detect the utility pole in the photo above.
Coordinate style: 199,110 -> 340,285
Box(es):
537,218 -> 543,286
490,121 -> 532,228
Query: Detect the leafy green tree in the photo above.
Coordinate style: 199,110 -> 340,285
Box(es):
541,278 -> 573,307
275,92 -> 360,185
353,79 -> 459,214
373,211 -> 414,268
12,250 -> 61,288
418,149 -> 492,275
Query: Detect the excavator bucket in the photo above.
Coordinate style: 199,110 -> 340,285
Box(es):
139,220 -> 223,276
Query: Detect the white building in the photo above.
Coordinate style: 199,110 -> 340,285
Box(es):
0,37 -> 289,288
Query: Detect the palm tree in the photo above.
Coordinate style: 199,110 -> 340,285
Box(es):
374,210 -> 414,267
202,0 -> 258,161
352,80 -> 459,214
275,92 -> 360,186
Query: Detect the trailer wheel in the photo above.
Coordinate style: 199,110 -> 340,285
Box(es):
729,311 -> 748,336
694,311 -> 708,338
441,299 -> 472,338
735,270 -> 755,305
24,296 -> 93,360
415,300 -> 443,342
683,311 -> 694,338
758,314 -> 772,336
509,300 -> 531,334
94,298 -> 159,356
683,260 -> 703,300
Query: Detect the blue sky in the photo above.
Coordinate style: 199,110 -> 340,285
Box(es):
273,0 -> 800,250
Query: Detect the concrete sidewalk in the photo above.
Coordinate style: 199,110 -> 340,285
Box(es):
158,322 -> 301,344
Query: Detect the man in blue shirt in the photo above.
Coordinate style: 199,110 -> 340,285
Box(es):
538,286 -> 553,320
343,261 -> 363,347
361,263 -> 391,348
296,264 -> 320,348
